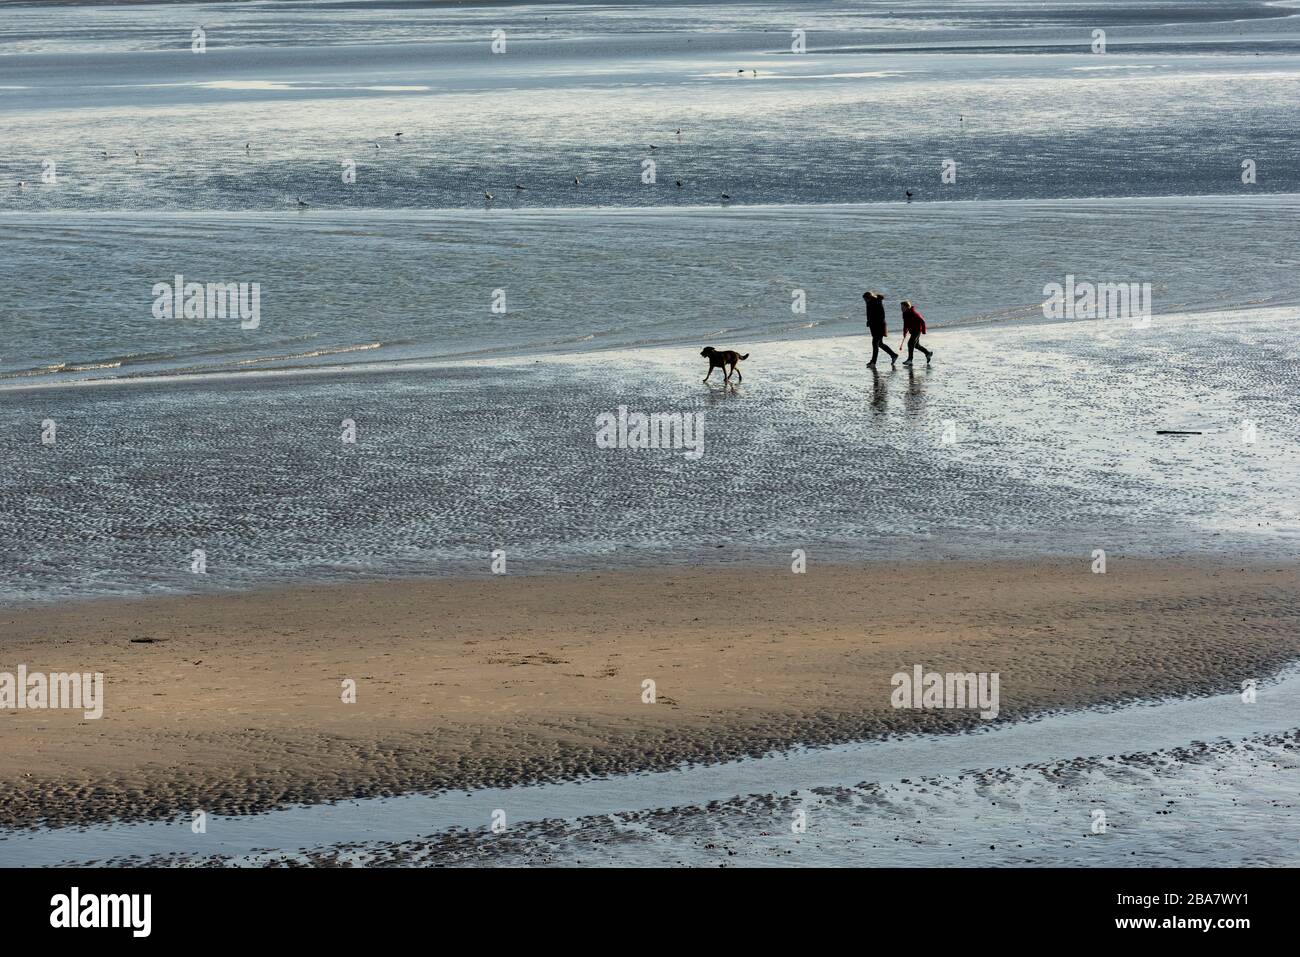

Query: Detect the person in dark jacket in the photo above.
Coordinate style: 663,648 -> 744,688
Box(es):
863,291 -> 897,367
899,299 -> 933,365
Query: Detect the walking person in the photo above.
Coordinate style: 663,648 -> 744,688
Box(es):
863,291 -> 897,367
899,299 -> 933,366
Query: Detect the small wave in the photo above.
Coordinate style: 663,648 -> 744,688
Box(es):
0,335 -> 327,381
229,342 -> 383,366
106,341 -> 388,379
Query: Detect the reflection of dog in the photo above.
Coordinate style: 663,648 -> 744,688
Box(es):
700,347 -> 749,383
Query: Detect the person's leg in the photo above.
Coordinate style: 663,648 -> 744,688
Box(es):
869,336 -> 880,365
880,338 -> 898,360
906,334 -> 917,361
919,339 -> 933,360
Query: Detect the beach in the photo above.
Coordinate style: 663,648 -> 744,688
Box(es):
2,557 -> 1298,839
2,0 -> 1299,871
3,287 -> 1297,607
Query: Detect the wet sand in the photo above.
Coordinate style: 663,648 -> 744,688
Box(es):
125,732 -> 1299,868
1,558 -> 1297,830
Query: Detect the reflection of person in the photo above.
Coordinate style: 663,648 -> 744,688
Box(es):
863,291 -> 897,367
899,300 -> 933,366
870,365 -> 888,410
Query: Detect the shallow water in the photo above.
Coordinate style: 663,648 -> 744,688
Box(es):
4,0 -> 1298,603
3,299 -> 1297,603
3,665 -> 1296,867
2,0 -> 1298,869
3,197 -> 1300,386
4,1 -> 1300,213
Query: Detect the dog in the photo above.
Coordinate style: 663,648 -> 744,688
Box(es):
700,346 -> 749,383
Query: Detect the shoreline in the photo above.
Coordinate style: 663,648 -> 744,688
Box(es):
5,192 -> 1300,220
2,298 -> 1293,397
2,557 -> 1298,830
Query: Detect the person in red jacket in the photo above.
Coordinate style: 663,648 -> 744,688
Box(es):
898,299 -> 933,366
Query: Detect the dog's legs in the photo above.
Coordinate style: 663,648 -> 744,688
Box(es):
734,365 -> 743,383
703,365 -> 713,383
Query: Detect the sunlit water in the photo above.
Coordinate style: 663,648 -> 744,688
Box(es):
4,0 -> 1300,212
2,291 -> 1297,603
2,0 -> 1298,867
1,5 -> 1297,597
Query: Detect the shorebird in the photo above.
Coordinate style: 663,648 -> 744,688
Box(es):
721,193 -> 731,201
574,176 -> 582,186
245,143 -> 250,151
515,183 -> 527,190
649,144 -> 657,150
484,191 -> 494,201
374,142 -> 381,149
296,196 -> 308,208
905,189 -> 913,202
675,129 -> 681,136
101,150 -> 109,158
17,180 -> 24,188
675,179 -> 683,188
395,132 -> 404,139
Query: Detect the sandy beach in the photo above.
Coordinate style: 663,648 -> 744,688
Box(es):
2,557 -> 1297,831
3,0 -> 1300,885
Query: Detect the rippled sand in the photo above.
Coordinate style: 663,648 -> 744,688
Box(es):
1,559 -> 1296,836
278,733 -> 1300,868
3,303 -> 1296,603
3,0 -> 1298,871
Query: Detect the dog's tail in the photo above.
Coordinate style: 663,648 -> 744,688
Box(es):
739,353 -> 749,361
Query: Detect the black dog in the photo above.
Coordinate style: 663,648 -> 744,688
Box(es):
700,346 -> 748,383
